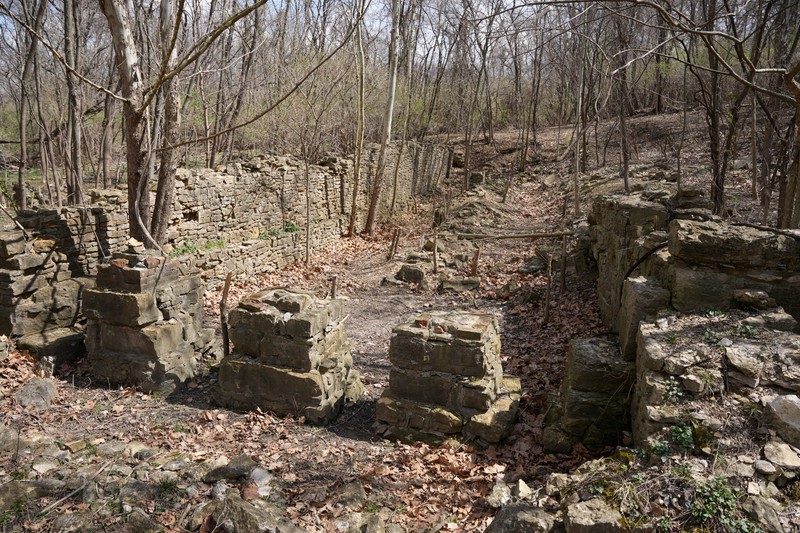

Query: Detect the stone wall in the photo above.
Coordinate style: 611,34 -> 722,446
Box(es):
0,141 -> 450,344
544,189 -> 800,452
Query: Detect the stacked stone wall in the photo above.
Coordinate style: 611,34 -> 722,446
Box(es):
544,189 -> 800,452
0,141 -> 449,343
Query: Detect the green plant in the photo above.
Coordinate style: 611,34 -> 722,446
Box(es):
10,471 -> 24,480
283,221 -> 300,233
703,328 -> 721,345
690,477 -> 737,526
665,333 -> 678,345
168,242 -> 198,257
654,516 -> 672,532
650,440 -> 670,457
704,307 -> 726,318
200,239 -> 226,251
172,423 -> 190,434
85,443 -> 98,456
664,376 -> 685,404
670,424 -> 694,453
734,324 -> 760,339
158,478 -> 180,496
364,503 -> 381,513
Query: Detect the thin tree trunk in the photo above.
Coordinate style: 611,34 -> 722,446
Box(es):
64,0 -> 83,204
347,0 -> 366,236
364,0 -> 400,235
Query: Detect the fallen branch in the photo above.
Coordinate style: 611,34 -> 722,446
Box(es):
220,272 -> 233,358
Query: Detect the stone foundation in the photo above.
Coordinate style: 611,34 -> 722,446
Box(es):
212,288 -> 363,424
375,312 -> 519,445
84,246 -> 221,394
543,338 -> 635,453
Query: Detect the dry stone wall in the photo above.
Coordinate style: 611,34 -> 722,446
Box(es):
0,142 -> 449,351
544,189 -> 800,452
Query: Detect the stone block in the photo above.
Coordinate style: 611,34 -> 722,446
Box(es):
669,219 -> 800,271
671,266 -> 742,312
243,288 -> 314,313
98,320 -> 183,357
766,395 -> 800,448
97,262 -> 162,293
0,232 -> 26,258
617,277 -> 670,360
228,306 -> 282,337
375,396 -> 464,435
83,289 -> 162,327
212,356 -> 341,424
17,327 -> 86,372
565,338 -> 635,394
396,264 -> 426,284
89,345 -> 196,394
285,307 -> 330,339
389,333 -> 487,376
388,369 -> 496,413
464,395 -> 519,443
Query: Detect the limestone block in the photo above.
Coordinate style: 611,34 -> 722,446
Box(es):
245,288 -> 314,313
0,252 -> 48,271
96,261 -> 177,293
617,277 -> 670,360
766,395 -> 800,448
98,320 -> 184,357
564,498 -> 626,533
17,327 -> 85,373
388,369 -> 496,413
83,289 -> 162,327
464,394 -> 519,443
0,232 -> 26,258
669,218 -> 800,270
375,396 -> 464,435
89,345 -> 196,394
396,264 -> 426,285
228,306 -> 282,339
565,338 -> 635,394
671,266 -> 742,312
389,332 -> 488,377
213,356 -> 342,424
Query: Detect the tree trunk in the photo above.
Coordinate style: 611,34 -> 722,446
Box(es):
346,0 -> 366,236
364,0 -> 400,235
64,0 -> 83,204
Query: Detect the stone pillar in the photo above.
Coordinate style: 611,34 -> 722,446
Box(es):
375,312 -> 520,445
211,288 -> 363,424
542,337 -> 635,453
84,248 -> 221,394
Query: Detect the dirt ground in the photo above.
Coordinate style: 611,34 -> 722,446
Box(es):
0,112 -> 769,531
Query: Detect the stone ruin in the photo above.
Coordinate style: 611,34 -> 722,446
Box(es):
83,244 -> 222,394
375,311 -> 520,444
212,288 -> 363,424
543,190 -> 800,452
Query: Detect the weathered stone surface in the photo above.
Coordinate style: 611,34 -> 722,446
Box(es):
764,439 -> 800,470
564,498 -> 624,533
17,327 -> 85,372
618,277 -> 670,360
733,289 -> 777,310
671,266 -> 741,312
375,396 -> 464,435
565,338 -> 635,394
669,219 -> 800,271
389,313 -> 499,377
216,289 -> 361,424
396,264 -> 426,285
83,289 -> 162,327
377,311 -> 517,445
212,491 -> 305,533
14,377 -> 57,409
484,505 -> 556,533
438,276 -> 480,293
766,395 -> 800,448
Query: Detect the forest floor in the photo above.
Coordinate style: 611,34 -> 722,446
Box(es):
0,110 -> 771,532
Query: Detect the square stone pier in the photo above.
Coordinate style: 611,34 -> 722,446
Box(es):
84,250 -> 221,394
375,312 -> 520,445
211,288 -> 363,424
